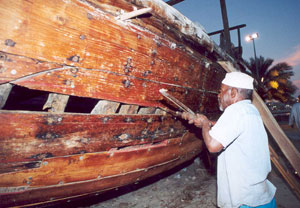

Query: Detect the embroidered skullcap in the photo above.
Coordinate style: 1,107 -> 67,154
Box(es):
222,72 -> 254,90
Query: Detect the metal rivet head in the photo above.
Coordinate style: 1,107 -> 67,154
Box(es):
80,34 -> 86,40
68,55 -> 80,63
87,13 -> 93,20
5,39 -> 16,47
10,69 -> 17,75
122,79 -> 131,88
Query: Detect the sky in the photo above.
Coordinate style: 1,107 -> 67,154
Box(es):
169,0 -> 300,96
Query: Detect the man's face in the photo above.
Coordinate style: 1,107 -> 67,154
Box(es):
218,84 -> 232,111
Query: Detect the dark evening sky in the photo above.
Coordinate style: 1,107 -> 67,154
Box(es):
170,0 -> 300,96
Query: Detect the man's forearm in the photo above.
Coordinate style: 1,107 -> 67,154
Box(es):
201,123 -> 223,153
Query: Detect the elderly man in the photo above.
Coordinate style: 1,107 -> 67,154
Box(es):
182,72 -> 276,208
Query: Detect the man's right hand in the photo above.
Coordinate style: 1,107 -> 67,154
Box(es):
181,112 -> 210,128
181,112 -> 195,124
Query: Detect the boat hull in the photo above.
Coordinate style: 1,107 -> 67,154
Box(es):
0,0 -> 225,206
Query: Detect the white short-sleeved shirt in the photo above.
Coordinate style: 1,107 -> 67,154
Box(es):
209,100 -> 276,208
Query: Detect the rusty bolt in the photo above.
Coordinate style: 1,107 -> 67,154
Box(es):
68,55 -> 80,63
143,70 -> 152,77
80,34 -> 86,40
122,79 -> 131,88
5,39 -> 16,47
87,13 -> 93,20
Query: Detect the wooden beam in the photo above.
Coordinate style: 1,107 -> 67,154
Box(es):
208,24 -> 246,36
0,83 -> 12,109
269,146 -> 300,199
119,104 -> 139,114
117,7 -> 152,21
91,100 -> 120,114
138,107 -> 157,114
219,0 -> 232,54
166,0 -> 185,6
43,93 -> 69,113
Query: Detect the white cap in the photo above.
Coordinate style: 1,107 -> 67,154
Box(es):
222,72 -> 254,90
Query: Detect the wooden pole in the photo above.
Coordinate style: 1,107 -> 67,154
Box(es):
117,8 -> 152,21
219,0 -> 232,54
166,0 -> 185,6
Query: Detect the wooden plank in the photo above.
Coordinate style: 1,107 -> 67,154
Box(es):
166,0 -> 185,6
0,51 -> 207,110
269,146 -> 300,199
138,107 -> 157,114
43,93 -> 69,112
117,7 -> 152,21
127,0 -> 213,51
91,100 -> 120,114
119,104 -> 139,114
0,133 -> 202,207
218,61 -> 300,177
0,83 -> 12,109
11,65 -> 209,111
0,0 -> 210,90
0,111 -> 186,166
0,52 -> 61,84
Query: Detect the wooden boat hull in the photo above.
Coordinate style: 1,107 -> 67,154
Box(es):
0,115 -> 202,207
0,0 -> 226,206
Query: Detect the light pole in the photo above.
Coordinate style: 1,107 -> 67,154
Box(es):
245,33 -> 259,79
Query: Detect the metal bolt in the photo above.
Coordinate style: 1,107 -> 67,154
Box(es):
5,39 -> 16,47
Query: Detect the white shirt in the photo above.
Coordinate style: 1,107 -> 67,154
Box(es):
209,100 -> 276,208
289,102 -> 300,129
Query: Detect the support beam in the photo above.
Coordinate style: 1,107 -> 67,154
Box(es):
43,93 -> 69,113
91,100 -> 120,114
208,24 -> 246,36
119,104 -> 139,114
117,8 -> 152,21
0,83 -> 12,109
166,0 -> 185,6
219,0 -> 232,54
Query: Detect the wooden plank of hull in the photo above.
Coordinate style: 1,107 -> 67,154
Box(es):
0,52 -> 223,112
87,0 -> 213,52
0,0 -> 211,90
10,64 -> 209,110
0,133 -> 202,207
0,111 -> 186,167
0,52 -> 61,84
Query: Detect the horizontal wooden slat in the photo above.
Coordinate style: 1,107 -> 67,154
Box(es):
0,133 -> 202,207
0,0 -> 212,90
0,111 -> 186,166
11,65 -> 208,109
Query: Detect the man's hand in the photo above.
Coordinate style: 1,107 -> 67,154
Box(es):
181,112 -> 210,128
193,114 -> 210,128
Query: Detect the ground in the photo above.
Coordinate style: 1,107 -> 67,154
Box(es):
63,124 -> 300,208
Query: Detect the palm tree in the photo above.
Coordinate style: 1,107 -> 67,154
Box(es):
245,56 -> 296,102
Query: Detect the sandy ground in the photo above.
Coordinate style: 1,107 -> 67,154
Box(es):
62,125 -> 300,208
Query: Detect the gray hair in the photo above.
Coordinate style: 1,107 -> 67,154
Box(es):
237,88 -> 253,100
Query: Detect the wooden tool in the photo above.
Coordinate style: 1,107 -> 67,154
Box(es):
159,89 -> 195,115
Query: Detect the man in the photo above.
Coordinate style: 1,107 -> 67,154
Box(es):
182,72 -> 276,208
289,102 -> 300,130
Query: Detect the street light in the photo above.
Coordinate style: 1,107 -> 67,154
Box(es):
245,33 -> 259,79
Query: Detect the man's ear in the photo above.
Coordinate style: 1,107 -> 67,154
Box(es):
230,88 -> 238,98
